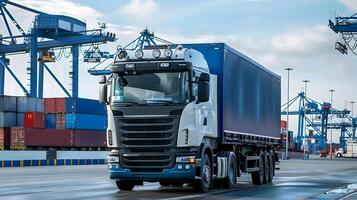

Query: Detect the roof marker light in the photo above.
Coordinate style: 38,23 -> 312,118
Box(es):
152,49 -> 161,58
164,48 -> 173,57
135,49 -> 144,59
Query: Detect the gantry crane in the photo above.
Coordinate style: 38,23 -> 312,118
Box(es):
88,28 -> 172,76
0,0 -> 116,98
329,14 -> 357,54
281,92 -> 355,150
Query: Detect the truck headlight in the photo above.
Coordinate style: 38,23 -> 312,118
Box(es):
107,155 -> 119,163
176,156 -> 195,164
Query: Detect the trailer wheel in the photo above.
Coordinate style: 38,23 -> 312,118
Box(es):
263,154 -> 269,184
116,180 -> 135,191
268,155 -> 274,182
222,152 -> 237,189
251,154 -> 264,185
194,153 -> 211,192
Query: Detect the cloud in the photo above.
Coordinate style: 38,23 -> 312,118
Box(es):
118,0 -> 158,19
339,0 -> 357,11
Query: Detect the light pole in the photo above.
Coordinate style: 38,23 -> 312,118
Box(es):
285,68 -> 293,159
329,89 -> 335,159
351,101 -> 355,139
302,80 -> 310,156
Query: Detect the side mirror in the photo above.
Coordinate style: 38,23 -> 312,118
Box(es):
99,84 -> 108,104
99,76 -> 106,84
197,73 -> 210,103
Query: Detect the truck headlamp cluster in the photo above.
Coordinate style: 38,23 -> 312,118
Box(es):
135,49 -> 144,59
164,48 -> 173,57
152,49 -> 161,58
176,156 -> 196,164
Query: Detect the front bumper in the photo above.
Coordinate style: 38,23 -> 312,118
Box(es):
108,163 -> 196,181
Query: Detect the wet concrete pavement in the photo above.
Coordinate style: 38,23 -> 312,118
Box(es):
1,157 -> 357,200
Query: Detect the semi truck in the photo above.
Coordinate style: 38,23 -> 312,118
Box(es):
99,43 -> 281,192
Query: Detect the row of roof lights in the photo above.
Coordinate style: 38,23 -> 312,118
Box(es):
117,47 -> 177,60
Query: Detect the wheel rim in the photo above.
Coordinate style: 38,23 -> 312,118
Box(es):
203,159 -> 211,186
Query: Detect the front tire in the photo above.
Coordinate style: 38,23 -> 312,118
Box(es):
194,153 -> 212,192
116,180 -> 135,191
336,153 -> 342,158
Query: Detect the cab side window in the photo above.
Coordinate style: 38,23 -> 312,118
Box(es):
192,70 -> 201,100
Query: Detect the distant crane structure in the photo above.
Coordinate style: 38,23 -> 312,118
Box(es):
88,28 -> 173,76
0,0 -> 116,98
281,92 -> 356,151
329,14 -> 357,55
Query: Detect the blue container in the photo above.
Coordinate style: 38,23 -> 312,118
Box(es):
183,43 -> 281,140
45,113 -> 56,129
36,99 -> 44,112
65,114 -> 107,130
0,96 -> 17,112
0,112 -> 16,127
65,98 -> 106,115
16,113 -> 24,127
16,97 -> 43,112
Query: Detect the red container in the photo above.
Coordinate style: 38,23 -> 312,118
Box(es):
10,128 -> 74,148
44,98 -> 56,113
24,112 -> 45,128
280,120 -> 287,128
74,130 -> 106,147
56,113 -> 66,129
0,128 -> 11,149
55,98 -> 66,113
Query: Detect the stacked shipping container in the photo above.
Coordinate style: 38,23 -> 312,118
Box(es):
0,96 -> 107,150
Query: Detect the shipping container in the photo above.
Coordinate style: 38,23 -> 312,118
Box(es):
65,98 -> 106,115
45,113 -> 56,128
55,98 -> 66,113
184,43 -> 281,140
0,96 -> 17,112
65,114 -> 107,130
24,112 -> 45,128
16,113 -> 24,127
73,130 -> 106,147
16,97 -> 44,112
10,127 -> 74,148
0,128 -> 11,149
56,113 -> 66,129
0,112 -> 16,127
44,98 -> 56,113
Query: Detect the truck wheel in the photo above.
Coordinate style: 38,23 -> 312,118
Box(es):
194,153 -> 211,192
263,154 -> 269,184
222,152 -> 237,189
268,155 -> 274,182
251,154 -> 264,185
116,180 -> 135,191
337,153 -> 342,158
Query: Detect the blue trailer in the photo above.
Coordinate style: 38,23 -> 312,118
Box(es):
99,42 -> 281,192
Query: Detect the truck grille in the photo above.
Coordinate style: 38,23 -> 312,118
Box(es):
116,116 -> 179,172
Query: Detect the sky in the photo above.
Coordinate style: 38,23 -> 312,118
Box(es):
1,0 -> 357,142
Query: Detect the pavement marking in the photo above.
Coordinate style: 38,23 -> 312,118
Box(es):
160,194 -> 204,200
338,191 -> 357,200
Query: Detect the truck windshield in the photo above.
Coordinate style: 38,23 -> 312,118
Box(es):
112,72 -> 190,105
